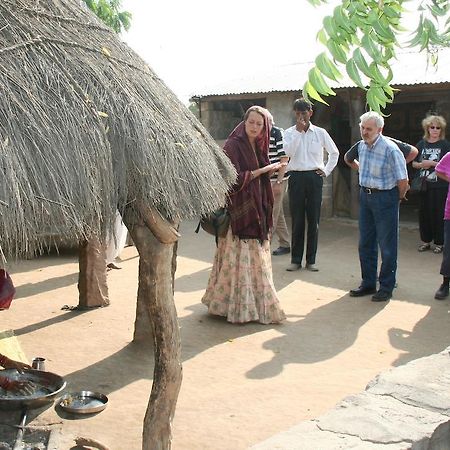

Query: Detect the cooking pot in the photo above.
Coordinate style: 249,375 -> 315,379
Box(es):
0,368 -> 66,410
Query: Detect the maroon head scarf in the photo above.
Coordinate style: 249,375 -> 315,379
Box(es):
223,106 -> 274,240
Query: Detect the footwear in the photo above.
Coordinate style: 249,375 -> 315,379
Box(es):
286,263 -> 301,272
272,246 -> 290,256
107,262 -> 122,270
371,290 -> 392,302
306,264 -> 319,272
433,245 -> 443,254
418,243 -> 431,252
349,286 -> 377,297
434,283 -> 449,300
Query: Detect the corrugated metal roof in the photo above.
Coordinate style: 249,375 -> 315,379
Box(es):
191,48 -> 450,99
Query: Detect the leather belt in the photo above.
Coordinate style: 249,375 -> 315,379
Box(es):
361,186 -> 386,194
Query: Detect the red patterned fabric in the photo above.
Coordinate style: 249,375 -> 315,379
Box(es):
0,269 -> 15,310
223,119 -> 273,241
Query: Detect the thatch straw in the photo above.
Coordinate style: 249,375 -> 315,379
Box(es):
0,0 -> 236,260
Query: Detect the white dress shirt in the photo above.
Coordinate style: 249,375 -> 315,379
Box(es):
284,123 -> 339,177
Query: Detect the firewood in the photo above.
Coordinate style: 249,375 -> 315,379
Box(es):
74,436 -> 110,450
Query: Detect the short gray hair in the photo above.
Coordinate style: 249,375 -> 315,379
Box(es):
360,111 -> 384,129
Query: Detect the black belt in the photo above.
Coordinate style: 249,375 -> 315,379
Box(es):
361,186 -> 390,194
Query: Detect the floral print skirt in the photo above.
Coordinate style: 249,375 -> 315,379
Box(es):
201,228 -> 286,324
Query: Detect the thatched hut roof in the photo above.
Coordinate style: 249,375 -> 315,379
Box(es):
0,0 -> 236,259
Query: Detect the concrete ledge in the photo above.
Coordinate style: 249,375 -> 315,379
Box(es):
251,348 -> 450,449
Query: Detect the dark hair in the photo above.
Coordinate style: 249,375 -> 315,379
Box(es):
293,98 -> 313,112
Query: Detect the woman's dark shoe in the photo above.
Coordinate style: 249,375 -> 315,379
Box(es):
349,286 -> 377,297
434,284 -> 449,300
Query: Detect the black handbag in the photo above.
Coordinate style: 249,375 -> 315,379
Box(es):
195,208 -> 230,244
410,175 -> 425,192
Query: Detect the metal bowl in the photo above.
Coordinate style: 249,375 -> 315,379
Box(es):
59,391 -> 108,414
0,368 -> 66,410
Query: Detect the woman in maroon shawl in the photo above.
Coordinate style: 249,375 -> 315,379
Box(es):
202,106 -> 286,324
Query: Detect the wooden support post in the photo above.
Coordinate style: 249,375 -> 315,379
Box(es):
127,222 -> 182,450
78,237 -> 109,308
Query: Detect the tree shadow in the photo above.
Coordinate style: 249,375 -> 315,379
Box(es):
245,294 -> 389,379
59,304 -> 280,399
14,273 -> 79,299
13,310 -> 89,337
175,268 -> 211,293
59,340 -> 155,405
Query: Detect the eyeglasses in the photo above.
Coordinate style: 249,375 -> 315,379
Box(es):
430,126 -> 441,130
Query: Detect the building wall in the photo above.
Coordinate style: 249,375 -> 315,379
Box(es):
196,85 -> 450,220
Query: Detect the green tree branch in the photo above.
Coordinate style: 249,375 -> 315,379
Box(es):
305,0 -> 450,113
82,0 -> 132,33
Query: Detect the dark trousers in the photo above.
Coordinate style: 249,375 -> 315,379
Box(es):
440,220 -> 450,277
418,187 -> 447,245
288,171 -> 323,265
358,187 -> 399,293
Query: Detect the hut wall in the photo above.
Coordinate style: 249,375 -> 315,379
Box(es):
196,83 -> 450,222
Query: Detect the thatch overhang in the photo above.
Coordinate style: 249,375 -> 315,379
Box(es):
0,0 -> 236,259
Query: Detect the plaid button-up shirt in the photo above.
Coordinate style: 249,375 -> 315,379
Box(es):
358,135 -> 408,190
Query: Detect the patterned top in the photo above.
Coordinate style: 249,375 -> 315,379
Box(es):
269,126 -> 288,180
435,152 -> 450,219
357,135 -> 408,190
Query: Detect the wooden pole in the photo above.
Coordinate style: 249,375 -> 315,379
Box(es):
126,221 -> 182,450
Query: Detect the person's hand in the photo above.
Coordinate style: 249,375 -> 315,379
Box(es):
315,169 -> 326,177
421,160 -> 436,169
296,118 -> 307,132
0,375 -> 36,395
400,184 -> 410,201
2,357 -> 31,373
264,161 -> 286,175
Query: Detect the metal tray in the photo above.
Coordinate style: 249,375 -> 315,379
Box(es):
0,369 -> 66,410
59,391 -> 108,414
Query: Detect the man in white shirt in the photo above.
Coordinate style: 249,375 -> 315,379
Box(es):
284,98 -> 339,272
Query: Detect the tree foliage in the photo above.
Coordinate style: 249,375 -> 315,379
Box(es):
305,0 -> 450,113
83,0 -> 132,33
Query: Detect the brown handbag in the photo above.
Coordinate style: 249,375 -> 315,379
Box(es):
0,269 -> 16,310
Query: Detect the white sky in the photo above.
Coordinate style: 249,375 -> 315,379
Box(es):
121,0 -> 341,102
120,0 -> 422,103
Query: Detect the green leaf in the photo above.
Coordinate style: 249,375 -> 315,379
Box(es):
361,34 -> 382,63
323,16 -> 338,40
315,52 -> 343,82
367,9 -> 379,24
353,48 -> 372,78
326,39 -> 348,64
303,80 -> 329,105
366,89 -> 381,113
345,58 -> 366,89
372,19 -> 396,42
368,62 -> 388,85
317,29 -> 328,46
308,67 -> 336,96
333,5 -> 352,33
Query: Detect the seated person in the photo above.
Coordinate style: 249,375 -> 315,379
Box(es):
0,353 -> 34,394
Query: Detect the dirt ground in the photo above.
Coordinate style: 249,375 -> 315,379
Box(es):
1,218 -> 450,449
